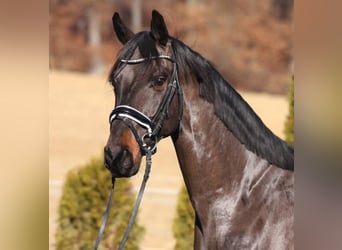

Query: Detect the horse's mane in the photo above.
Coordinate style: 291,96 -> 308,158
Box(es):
109,32 -> 294,171
171,37 -> 293,171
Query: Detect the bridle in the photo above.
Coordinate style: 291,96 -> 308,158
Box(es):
109,54 -> 183,155
94,51 -> 183,250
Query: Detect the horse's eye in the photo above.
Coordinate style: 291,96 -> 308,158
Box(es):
154,76 -> 166,86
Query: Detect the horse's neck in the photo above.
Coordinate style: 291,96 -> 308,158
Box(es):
171,83 -> 273,225
174,82 -> 239,184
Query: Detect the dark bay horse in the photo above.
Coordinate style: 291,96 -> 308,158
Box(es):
104,10 -> 294,249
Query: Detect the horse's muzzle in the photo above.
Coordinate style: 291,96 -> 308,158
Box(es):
104,146 -> 139,177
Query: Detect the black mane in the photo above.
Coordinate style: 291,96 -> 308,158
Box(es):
109,31 -> 294,170
171,37 -> 293,171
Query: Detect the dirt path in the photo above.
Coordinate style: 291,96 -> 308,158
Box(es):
49,70 -> 288,249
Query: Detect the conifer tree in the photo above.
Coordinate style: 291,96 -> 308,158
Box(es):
172,185 -> 195,250
284,75 -> 294,144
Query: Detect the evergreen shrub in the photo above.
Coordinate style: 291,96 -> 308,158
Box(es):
284,75 -> 294,144
172,185 -> 195,250
55,156 -> 144,250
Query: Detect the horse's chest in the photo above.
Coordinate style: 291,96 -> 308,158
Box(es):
205,193 -> 292,250
206,195 -> 239,248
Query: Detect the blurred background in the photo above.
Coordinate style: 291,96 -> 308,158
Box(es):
50,0 -> 293,94
49,0 -> 293,249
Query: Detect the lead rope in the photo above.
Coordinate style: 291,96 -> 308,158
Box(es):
93,177 -> 115,250
94,150 -> 153,250
118,149 -> 152,249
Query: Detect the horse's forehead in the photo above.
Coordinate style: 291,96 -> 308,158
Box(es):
157,40 -> 173,55
122,39 -> 172,60
117,47 -> 141,63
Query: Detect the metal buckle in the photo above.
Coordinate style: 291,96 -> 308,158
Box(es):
141,132 -> 157,154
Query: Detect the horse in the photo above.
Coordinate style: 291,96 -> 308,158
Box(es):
104,10 -> 294,249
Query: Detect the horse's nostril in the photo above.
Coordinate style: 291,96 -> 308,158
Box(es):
116,148 -> 132,169
121,148 -> 129,158
104,146 -> 136,177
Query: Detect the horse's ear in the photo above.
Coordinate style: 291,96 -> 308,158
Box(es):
112,12 -> 134,45
150,10 -> 169,46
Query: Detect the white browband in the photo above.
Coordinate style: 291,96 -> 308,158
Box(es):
120,55 -> 174,64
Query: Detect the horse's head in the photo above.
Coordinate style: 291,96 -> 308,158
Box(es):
104,10 -> 182,177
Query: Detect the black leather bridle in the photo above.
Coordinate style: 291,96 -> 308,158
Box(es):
94,52 -> 183,250
109,54 -> 183,155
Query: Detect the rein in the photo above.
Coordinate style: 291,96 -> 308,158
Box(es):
94,53 -> 183,249
94,150 -> 153,250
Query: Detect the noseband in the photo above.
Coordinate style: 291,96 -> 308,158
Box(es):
109,54 -> 183,155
